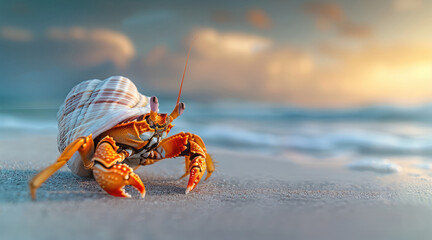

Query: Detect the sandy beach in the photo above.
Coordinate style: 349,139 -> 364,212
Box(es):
1,134 -> 432,240
2,0 -> 432,238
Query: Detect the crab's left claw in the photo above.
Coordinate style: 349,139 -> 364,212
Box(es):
93,163 -> 146,198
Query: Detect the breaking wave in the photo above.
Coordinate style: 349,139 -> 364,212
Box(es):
1,102 -> 432,157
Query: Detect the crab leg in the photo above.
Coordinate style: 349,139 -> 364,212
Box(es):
146,132 -> 214,193
29,135 -> 94,200
92,136 -> 145,198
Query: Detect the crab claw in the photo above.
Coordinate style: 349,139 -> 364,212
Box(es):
185,156 -> 206,194
93,163 -> 146,198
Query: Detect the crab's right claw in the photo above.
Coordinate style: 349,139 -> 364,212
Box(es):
93,163 -> 146,198
185,156 -> 206,194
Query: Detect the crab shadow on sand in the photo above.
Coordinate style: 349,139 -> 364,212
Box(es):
0,169 -> 187,203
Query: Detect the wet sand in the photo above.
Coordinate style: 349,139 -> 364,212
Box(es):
1,135 -> 432,240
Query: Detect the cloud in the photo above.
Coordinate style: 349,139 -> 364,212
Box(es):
338,22 -> 372,38
393,0 -> 423,12
312,43 -> 432,106
0,27 -> 136,101
305,2 -> 372,39
1,27 -> 135,70
191,28 -> 272,58
45,27 -> 135,68
212,9 -> 273,30
140,28 -> 314,102
145,44 -> 168,65
139,27 -> 432,107
246,9 -> 272,29
305,2 -> 344,24
122,9 -> 176,27
211,10 -> 235,24
0,26 -> 33,42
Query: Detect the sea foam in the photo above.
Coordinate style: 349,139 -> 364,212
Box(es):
347,159 -> 402,174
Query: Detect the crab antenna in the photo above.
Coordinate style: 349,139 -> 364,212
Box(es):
177,41 -> 194,105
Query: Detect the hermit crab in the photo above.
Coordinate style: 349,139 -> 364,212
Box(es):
29,51 -> 214,199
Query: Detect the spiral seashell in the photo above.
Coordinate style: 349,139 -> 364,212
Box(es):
57,76 -> 150,176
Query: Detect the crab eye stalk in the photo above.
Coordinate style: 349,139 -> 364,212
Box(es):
150,96 -> 159,122
169,102 -> 185,121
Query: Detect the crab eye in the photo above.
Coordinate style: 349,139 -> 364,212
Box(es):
178,102 -> 185,116
150,96 -> 159,112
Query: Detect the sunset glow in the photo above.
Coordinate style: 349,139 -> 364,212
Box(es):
0,0 -> 431,107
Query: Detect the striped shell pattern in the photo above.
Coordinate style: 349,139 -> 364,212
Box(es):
57,76 -> 151,176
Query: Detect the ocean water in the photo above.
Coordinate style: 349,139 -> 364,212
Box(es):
1,101 -> 432,172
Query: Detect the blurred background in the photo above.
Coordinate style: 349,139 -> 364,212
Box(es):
1,0 -> 432,174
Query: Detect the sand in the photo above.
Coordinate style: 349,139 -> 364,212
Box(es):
2,135 -> 432,240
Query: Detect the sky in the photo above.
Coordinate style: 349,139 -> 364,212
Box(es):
0,0 -> 431,108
